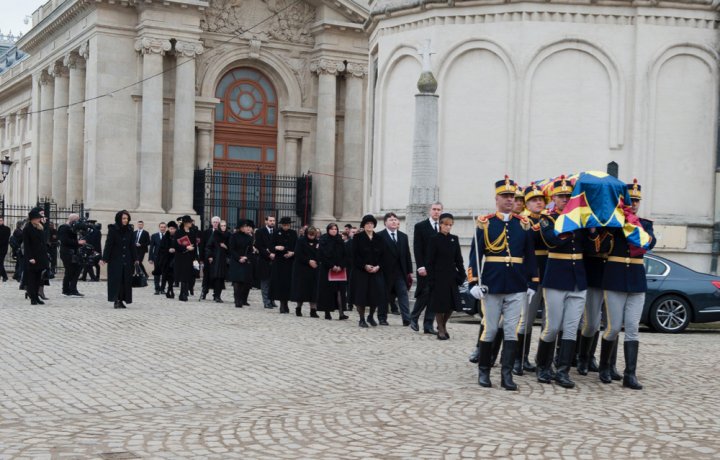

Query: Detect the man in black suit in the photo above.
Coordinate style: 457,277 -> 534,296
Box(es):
0,217 -> 10,282
410,202 -> 443,334
254,215 -> 277,308
134,220 -> 150,276
148,222 -> 167,294
58,214 -> 86,296
200,216 -> 221,300
376,212 -> 413,326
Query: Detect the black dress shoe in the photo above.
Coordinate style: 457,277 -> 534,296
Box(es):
437,334 -> 449,341
379,320 -> 389,326
113,301 -> 122,309
424,328 -> 438,335
325,312 -> 332,320
71,291 -> 84,297
367,317 -> 378,327
339,315 -> 349,320
179,295 -> 188,302
214,297 -> 224,303
409,321 -> 419,332
402,320 -> 411,327
243,302 -> 250,306
359,319 -> 369,328
296,306 -> 303,317
310,310 -> 319,318
154,290 -> 160,295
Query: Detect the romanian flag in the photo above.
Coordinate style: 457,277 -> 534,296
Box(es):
553,171 -> 653,250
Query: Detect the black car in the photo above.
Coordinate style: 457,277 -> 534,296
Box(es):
457,254 -> 720,334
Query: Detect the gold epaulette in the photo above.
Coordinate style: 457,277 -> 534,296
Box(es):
513,213 -> 531,231
476,214 -> 492,229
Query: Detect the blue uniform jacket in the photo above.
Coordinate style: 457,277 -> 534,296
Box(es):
527,213 -> 550,285
539,212 -> 590,291
468,213 -> 538,294
602,218 -> 656,293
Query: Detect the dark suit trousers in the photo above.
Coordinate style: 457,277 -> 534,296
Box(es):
0,253 -> 7,280
411,283 -> 435,330
379,275 -> 411,323
60,253 -> 81,294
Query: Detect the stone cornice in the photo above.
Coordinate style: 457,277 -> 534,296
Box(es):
134,37 -> 172,55
174,40 -> 205,58
16,0 -> 93,53
310,58 -> 346,75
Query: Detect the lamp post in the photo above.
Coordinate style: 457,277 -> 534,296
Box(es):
0,156 -> 12,183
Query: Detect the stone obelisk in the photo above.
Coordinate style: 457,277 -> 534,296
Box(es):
406,39 -> 439,244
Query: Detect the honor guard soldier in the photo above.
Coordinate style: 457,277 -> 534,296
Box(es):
468,176 -> 538,391
598,179 -> 656,389
513,183 -> 549,375
536,176 -> 592,388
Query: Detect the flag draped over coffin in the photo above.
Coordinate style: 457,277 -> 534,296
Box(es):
552,171 -> 653,250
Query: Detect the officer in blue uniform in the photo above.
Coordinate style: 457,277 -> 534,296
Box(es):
468,176 -> 538,391
536,176 -> 594,388
598,179 -> 656,389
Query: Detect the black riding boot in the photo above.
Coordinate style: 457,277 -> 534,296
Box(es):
500,341 -> 518,391
512,334 -> 526,376
522,329 -> 536,372
623,341 -> 643,390
490,329 -> 503,367
553,330 -> 563,368
588,332 -> 600,372
598,338 -> 616,384
554,340 -> 576,388
477,341 -> 493,388
536,339 -> 554,384
609,337 -> 622,380
576,334 -> 593,376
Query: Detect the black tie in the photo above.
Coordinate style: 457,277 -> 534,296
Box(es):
391,232 -> 397,243
434,222 -> 438,232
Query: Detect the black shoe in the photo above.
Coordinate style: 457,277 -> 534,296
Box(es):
243,302 -> 250,306
166,290 -> 175,299
296,306 -> 303,317
62,291 -> 71,297
501,341 -> 519,391
402,320 -> 411,327
31,298 -> 39,305
154,290 -> 160,295
469,346 -> 480,364
477,341 -> 493,388
325,312 -> 332,320
554,340 -> 576,388
189,288 -> 194,296
310,310 -> 319,318
523,357 -> 537,372
622,341 -> 643,390
70,291 -> 84,297
264,304 -> 274,309
409,320 -> 419,332
179,295 -> 188,302
367,317 -> 378,327
536,339 -> 554,384
599,338 -> 615,384
214,297 -> 224,303
113,300 -> 123,309
200,291 -> 207,301
235,303 -> 243,308
379,320 -> 389,326
339,314 -> 349,320
437,334 -> 449,341
512,358 -> 523,376
424,328 -> 438,335
359,319 -> 369,328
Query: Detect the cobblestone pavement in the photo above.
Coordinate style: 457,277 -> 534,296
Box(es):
1,281 -> 719,459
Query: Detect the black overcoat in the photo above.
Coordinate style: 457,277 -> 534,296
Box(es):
413,219 -> 436,299
316,233 -> 347,311
254,227 -> 274,280
22,223 -> 49,271
426,232 -> 465,314
349,231 -> 385,307
173,227 -> 199,283
156,231 -> 176,278
290,236 -> 319,302
206,230 -> 230,280
0,224 -> 10,256
102,218 -> 138,303
227,232 -> 254,284
269,227 -> 297,301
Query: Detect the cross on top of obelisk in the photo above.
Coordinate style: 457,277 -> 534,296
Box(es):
417,39 -> 435,73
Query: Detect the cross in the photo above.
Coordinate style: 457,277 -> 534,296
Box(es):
417,39 -> 435,73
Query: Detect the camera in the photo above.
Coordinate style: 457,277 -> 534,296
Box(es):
69,218 -> 102,267
70,217 -> 100,236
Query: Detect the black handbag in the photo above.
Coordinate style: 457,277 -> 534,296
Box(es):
41,268 -> 55,281
132,265 -> 148,288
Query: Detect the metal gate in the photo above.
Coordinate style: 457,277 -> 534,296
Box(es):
193,168 -> 312,230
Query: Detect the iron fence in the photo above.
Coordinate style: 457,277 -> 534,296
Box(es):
193,168 -> 312,231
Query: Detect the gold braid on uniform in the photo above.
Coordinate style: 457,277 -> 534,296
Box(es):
538,214 -> 557,249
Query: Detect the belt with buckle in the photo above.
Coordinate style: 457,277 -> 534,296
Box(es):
485,256 -> 524,264
548,253 -> 583,261
607,256 -> 644,265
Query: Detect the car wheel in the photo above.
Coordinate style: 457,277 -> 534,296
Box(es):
650,295 -> 691,333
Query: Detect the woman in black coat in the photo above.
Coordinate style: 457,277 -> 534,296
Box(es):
22,209 -> 49,305
290,227 -> 320,317
426,213 -> 466,340
269,217 -> 298,313
101,210 -> 138,309
349,215 -> 385,328
173,215 -> 199,302
227,220 -> 255,308
316,223 -> 349,320
206,221 -> 230,303
157,221 -> 177,298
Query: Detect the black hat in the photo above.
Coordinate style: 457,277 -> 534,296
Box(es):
279,216 -> 293,225
241,219 -> 254,228
28,208 -> 42,220
495,175 -> 518,195
551,175 -> 573,196
524,182 -> 546,202
627,178 -> 642,200
360,214 -> 377,227
179,215 -> 193,224
167,221 -> 178,229
439,212 -> 454,221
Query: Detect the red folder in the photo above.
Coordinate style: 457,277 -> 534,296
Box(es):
176,235 -> 191,247
328,268 -> 347,282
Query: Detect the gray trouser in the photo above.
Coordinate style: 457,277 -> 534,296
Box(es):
603,290 -> 644,342
480,292 -> 524,342
581,287 -> 604,337
518,287 -> 543,334
261,279 -> 272,306
540,288 -> 586,342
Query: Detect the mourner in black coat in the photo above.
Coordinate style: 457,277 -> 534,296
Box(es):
350,215 -> 386,328
22,209 -> 49,304
410,203 -> 443,333
173,216 -> 199,302
290,229 -> 319,316
157,221 -> 177,298
11,223 -> 24,282
227,221 -> 255,308
205,224 -> 230,302
101,210 -> 138,308
269,218 -> 298,312
0,217 -> 10,282
426,213 -> 465,340
316,224 -> 349,320
254,217 -> 276,308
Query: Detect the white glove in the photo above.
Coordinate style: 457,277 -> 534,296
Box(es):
470,285 -> 485,300
527,288 -> 536,304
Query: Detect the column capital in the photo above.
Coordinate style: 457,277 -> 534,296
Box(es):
38,69 -> 53,85
345,62 -> 368,78
63,51 -> 85,70
310,58 -> 345,75
79,40 -> 90,60
134,37 -> 172,56
48,62 -> 69,79
174,40 -> 204,58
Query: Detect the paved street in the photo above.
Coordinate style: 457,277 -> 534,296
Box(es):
0,281 -> 719,459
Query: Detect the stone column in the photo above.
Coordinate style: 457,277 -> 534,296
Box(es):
38,70 -> 54,200
29,73 -> 41,202
340,63 -> 366,223
50,62 -> 70,205
170,41 -> 203,214
310,59 -> 344,224
197,127 -> 212,169
284,137 -> 299,176
65,52 -> 86,205
406,42 -> 440,241
0,117 -> 5,151
135,37 -> 171,212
